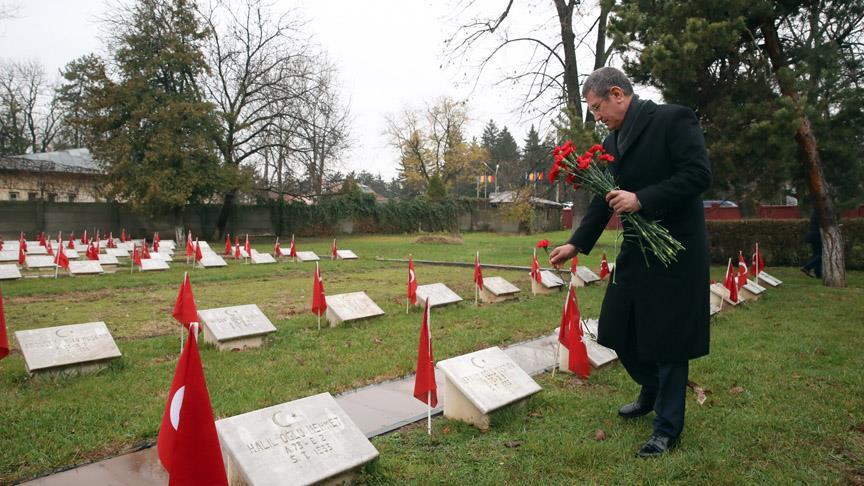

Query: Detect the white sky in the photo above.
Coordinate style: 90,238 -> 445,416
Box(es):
0,0 -> 658,180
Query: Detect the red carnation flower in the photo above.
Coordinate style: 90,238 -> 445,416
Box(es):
549,162 -> 561,182
599,153 -> 615,163
536,239 -> 550,249
588,144 -> 603,154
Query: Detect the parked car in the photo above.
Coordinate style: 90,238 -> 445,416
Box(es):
702,200 -> 738,208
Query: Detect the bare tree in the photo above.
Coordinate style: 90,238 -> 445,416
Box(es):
198,0 -> 320,235
446,0 -> 615,125
0,59 -> 62,155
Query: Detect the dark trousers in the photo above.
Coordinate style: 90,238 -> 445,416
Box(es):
618,352 -> 689,438
802,240 -> 823,278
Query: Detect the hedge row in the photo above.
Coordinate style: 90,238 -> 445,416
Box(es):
267,193 -> 473,236
706,219 -> 864,269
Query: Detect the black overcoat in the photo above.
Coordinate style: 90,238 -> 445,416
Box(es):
568,100 -> 712,362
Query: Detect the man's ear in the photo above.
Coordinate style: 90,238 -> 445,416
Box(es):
609,86 -> 624,101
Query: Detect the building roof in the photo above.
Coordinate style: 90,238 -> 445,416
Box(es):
489,190 -> 563,208
0,148 -> 101,175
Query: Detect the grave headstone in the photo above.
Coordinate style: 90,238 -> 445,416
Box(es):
295,251 -> 319,262
97,253 -> 120,271
436,346 -> 542,430
530,270 -> 565,295
198,253 -> 228,268
325,292 -> 385,327
756,271 -> 782,287
336,250 -> 358,260
139,259 -> 170,272
0,251 -> 18,262
215,392 -> 379,486
415,283 -> 463,308
556,319 -> 618,371
0,264 -> 22,280
68,260 -> 104,275
479,276 -> 520,303
710,283 -> 741,306
14,321 -> 122,375
106,248 -> 130,258
3,241 -> 19,252
739,279 -> 766,301
571,266 -> 601,287
26,246 -> 48,255
251,252 -> 277,264
25,255 -> 57,270
710,303 -> 721,316
198,304 -> 277,351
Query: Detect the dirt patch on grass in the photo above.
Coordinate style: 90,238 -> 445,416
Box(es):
413,234 -> 464,245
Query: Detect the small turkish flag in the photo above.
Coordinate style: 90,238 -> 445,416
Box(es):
55,243 -> 69,270
224,234 -> 232,256
157,324 -> 228,485
0,287 -> 9,361
273,238 -> 281,257
172,273 -> 199,330
194,240 -> 203,263
724,259 -> 739,303
474,252 -> 483,291
289,234 -> 297,258
738,251 -> 749,288
18,245 -> 25,266
244,235 -> 251,256
186,232 -> 194,257
311,263 -> 327,316
413,298 -> 437,407
407,257 -> 418,305
531,250 -> 542,284
599,253 -> 610,280
570,254 -> 579,276
234,243 -> 241,260
558,284 -> 590,378
331,239 -> 338,259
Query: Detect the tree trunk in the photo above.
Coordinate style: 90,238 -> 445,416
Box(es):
553,0 -> 582,121
760,20 -> 846,287
585,2 -> 611,126
215,188 -> 237,240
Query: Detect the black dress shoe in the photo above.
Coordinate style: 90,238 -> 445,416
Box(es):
636,434 -> 679,458
618,396 -> 655,419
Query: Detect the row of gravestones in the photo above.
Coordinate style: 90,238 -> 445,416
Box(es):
11,255 -> 779,484
0,238 -> 360,280
708,272 -> 783,315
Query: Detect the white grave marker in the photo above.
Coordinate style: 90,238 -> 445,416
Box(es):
139,259 -> 170,272
14,322 -> 122,375
251,252 -> 277,264
25,255 -> 57,270
739,279 -> 766,301
0,251 -> 18,262
480,276 -> 520,303
415,283 -> 463,308
571,266 -> 601,287
106,248 -> 130,258
436,346 -> 542,430
216,392 -> 379,486
198,253 -> 228,268
757,271 -> 782,287
710,283 -> 741,306
0,264 -> 22,280
336,250 -> 358,260
295,251 -> 319,262
198,304 -> 276,351
26,246 -> 48,255
68,260 -> 104,275
531,270 -> 565,295
325,291 -> 385,327
556,319 -> 618,371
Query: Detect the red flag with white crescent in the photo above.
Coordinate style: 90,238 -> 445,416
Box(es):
531,250 -> 542,284
408,257 -> 418,305
474,253 -> 483,291
724,260 -> 739,303
599,253 -> 610,280
413,299 -> 437,407
289,234 -> 297,257
558,284 -> 590,378
172,273 -> 199,330
311,263 -> 327,316
738,251 -> 749,288
157,325 -> 228,485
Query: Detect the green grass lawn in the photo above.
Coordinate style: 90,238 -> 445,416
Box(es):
1,231 -> 862,484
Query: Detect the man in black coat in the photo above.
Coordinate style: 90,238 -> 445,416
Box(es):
549,67 -> 712,457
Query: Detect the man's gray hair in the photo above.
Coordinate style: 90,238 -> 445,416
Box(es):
581,67 -> 634,98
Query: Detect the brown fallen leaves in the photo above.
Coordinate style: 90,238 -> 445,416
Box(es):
688,380 -> 711,405
594,429 -> 607,441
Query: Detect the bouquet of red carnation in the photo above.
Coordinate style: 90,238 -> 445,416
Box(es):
550,141 -> 684,266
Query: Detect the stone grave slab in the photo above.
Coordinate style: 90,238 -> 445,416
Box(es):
68,260 -> 104,275
3,241 -> 19,251
73,243 -> 90,253
531,270 -> 565,295
117,242 -> 134,251
336,249 -> 358,260
196,241 -> 212,250
325,291 -> 385,327
251,252 -> 277,264
415,283 -> 463,308
739,279 -> 766,301
571,266 -> 601,287
14,321 -> 122,375
278,248 -> 293,257
154,251 -> 174,262
0,250 -> 18,262
480,276 -> 520,303
197,253 -> 228,268
139,259 -> 170,272
97,253 -> 120,270
556,319 -> 617,371
216,392 -> 379,486
0,264 -> 22,280
63,249 -> 81,260
198,304 -> 277,351
296,251 -> 319,262
25,255 -> 57,270
710,303 -> 721,316
106,248 -> 130,258
26,246 -> 48,255
756,271 -> 782,287
436,346 -> 542,430
710,283 -> 741,306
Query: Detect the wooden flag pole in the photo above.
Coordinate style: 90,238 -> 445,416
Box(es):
407,254 -> 412,314
755,242 -> 761,286
475,251 -> 479,306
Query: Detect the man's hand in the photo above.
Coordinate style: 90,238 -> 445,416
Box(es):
549,243 -> 578,268
605,190 -> 642,213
